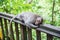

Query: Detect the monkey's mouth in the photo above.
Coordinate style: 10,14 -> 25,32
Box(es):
33,23 -> 39,26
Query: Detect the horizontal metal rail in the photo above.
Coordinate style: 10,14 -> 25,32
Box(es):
0,12 -> 60,38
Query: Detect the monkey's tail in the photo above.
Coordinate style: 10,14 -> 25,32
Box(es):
9,16 -> 17,27
9,15 -> 17,39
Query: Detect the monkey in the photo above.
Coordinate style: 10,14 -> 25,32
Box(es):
9,12 -> 43,28
9,12 -> 43,40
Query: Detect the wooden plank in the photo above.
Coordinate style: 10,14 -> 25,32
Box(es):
47,34 -> 53,40
0,18 -> 5,40
8,20 -> 15,40
15,22 -> 19,40
36,30 -> 41,40
27,27 -> 32,40
20,24 -> 27,40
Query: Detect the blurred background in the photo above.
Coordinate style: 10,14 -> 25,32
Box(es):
0,0 -> 60,40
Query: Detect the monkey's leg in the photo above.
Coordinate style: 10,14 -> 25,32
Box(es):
24,19 -> 38,28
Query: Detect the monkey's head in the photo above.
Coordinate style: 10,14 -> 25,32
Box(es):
35,17 -> 43,25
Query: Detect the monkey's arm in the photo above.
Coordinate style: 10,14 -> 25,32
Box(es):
25,23 -> 38,28
24,19 -> 38,28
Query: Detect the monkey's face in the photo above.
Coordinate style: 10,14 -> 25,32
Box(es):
35,17 -> 42,25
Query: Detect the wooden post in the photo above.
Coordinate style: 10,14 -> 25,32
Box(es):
36,30 -> 41,40
47,34 -> 53,40
20,24 -> 27,40
15,22 -> 19,40
4,19 -> 8,40
0,18 -> 5,40
27,27 -> 32,40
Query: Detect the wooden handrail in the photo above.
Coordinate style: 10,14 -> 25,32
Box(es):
0,12 -> 60,40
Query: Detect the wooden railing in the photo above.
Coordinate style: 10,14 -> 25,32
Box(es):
0,12 -> 60,40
